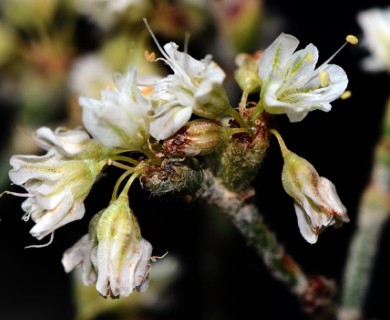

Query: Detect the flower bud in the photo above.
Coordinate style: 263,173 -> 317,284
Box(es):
234,51 -> 262,94
271,129 -> 349,243
163,119 -> 226,157
95,193 -> 153,298
282,151 -> 349,244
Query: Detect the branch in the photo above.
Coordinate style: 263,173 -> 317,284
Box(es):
197,169 -> 338,319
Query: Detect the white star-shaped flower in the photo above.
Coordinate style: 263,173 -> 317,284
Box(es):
259,33 -> 348,122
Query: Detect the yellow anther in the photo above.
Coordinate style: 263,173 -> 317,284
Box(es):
144,50 -> 156,62
140,86 -> 154,96
341,90 -> 352,100
307,52 -> 314,63
346,35 -> 359,45
319,70 -> 330,87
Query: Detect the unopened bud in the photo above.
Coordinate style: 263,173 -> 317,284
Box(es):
270,129 -> 349,244
282,151 -> 349,244
95,193 -> 153,298
163,120 -> 226,157
234,51 -> 262,94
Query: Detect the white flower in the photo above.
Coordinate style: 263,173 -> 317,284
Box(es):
145,24 -> 231,140
281,151 -> 349,244
9,150 -> 105,240
357,7 -> 390,72
148,76 -> 193,140
62,195 -> 153,298
259,33 -> 348,122
79,66 -> 150,151
95,192 -> 152,297
270,129 -> 349,244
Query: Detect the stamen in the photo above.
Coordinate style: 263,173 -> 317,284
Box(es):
320,34 -> 358,67
143,18 -> 170,64
319,70 -> 330,87
140,86 -> 154,96
341,90 -> 352,100
22,211 -> 32,222
1,190 -> 32,198
144,50 -> 156,62
151,251 -> 169,262
25,232 -> 55,249
346,35 -> 359,45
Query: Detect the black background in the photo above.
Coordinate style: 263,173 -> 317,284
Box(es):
1,0 -> 390,319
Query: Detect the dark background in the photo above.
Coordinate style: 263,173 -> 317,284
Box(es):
1,0 -> 390,319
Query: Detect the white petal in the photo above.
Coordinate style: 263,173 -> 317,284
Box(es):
150,106 -> 192,140
259,33 -> 300,81
196,62 -> 226,99
282,43 -> 319,84
62,234 -> 97,285
9,152 -> 61,185
29,197 -> 85,240
294,202 -> 318,244
318,177 -> 348,220
79,67 -> 150,150
34,127 -> 90,156
62,235 -> 91,268
96,239 -> 110,296
134,239 -> 153,291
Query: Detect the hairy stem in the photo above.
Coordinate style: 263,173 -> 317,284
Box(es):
197,169 -> 337,318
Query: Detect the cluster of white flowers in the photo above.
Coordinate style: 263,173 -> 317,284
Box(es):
3,24 -> 354,298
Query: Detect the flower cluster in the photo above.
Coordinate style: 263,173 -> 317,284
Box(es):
2,22 -> 354,298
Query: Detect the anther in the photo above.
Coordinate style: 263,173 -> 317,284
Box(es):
341,90 -> 352,100
319,70 -> 330,87
346,35 -> 359,45
144,51 -> 156,62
